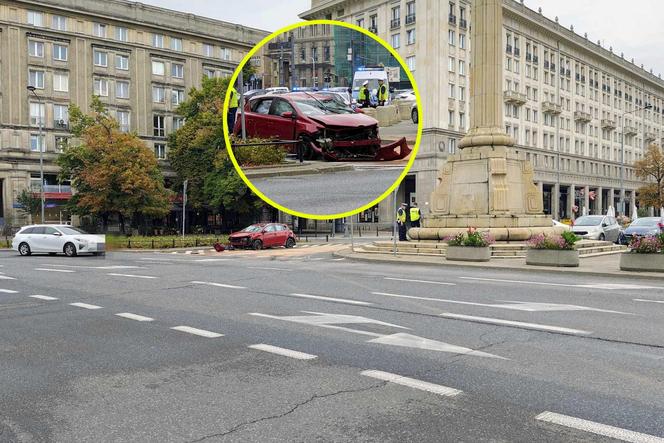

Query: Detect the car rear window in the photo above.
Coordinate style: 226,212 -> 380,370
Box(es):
32,227 -> 45,234
20,227 -> 35,234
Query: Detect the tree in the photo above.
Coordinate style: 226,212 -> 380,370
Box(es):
16,189 -> 42,224
634,145 -> 664,209
58,97 -> 171,232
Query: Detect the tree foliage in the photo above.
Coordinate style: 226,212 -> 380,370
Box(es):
634,145 -> 664,209
16,189 -> 42,223
58,97 -> 171,231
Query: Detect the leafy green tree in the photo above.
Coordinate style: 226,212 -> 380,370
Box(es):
635,145 -> 664,209
16,189 -> 42,224
58,97 -> 171,232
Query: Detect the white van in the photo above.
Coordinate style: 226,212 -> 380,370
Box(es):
352,69 -> 389,103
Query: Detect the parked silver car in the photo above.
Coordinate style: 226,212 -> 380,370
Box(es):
571,215 -> 620,242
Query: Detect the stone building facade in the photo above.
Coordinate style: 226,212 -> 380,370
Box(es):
301,0 -> 664,223
0,0 -> 267,225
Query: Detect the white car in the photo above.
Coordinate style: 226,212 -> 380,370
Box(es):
12,225 -> 105,257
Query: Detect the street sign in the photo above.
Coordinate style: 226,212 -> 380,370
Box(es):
386,66 -> 401,82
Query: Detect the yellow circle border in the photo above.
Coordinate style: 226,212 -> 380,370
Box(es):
223,19 -> 423,221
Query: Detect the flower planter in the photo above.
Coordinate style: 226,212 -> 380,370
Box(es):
445,246 -> 491,262
526,249 -> 579,267
620,252 -> 664,272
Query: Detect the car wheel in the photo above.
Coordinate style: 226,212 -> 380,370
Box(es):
300,135 -> 315,160
598,233 -> 606,241
285,237 -> 296,248
252,240 -> 263,250
64,242 -> 78,257
411,108 -> 418,124
18,242 -> 31,256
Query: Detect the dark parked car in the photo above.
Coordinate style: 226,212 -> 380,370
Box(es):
232,92 -> 410,161
619,217 -> 664,245
229,223 -> 296,250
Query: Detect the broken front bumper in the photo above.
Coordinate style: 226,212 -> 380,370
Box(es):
313,137 -> 411,161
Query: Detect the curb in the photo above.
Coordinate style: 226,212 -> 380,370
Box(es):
332,247 -> 664,281
244,164 -> 354,179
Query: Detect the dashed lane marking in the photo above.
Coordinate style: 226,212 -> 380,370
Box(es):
460,277 -> 663,290
29,295 -> 58,301
361,370 -> 463,397
0,275 -> 16,279
0,289 -> 19,294
69,302 -> 102,310
248,266 -> 290,271
107,273 -> 157,279
535,411 -> 664,443
634,299 -> 664,304
170,326 -> 223,338
190,281 -> 247,290
34,268 -> 74,273
115,312 -> 154,322
385,277 -> 456,286
248,344 -> 317,360
44,264 -> 144,270
439,313 -> 592,335
289,293 -> 373,306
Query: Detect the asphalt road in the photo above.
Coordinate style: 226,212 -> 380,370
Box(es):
251,166 -> 404,216
1,247 -> 663,442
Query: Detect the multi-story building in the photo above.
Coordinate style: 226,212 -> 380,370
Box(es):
0,0 -> 268,225
302,0 -> 664,224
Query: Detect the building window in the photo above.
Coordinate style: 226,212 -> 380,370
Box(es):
204,69 -> 215,78
153,34 -> 164,48
28,70 -> 45,89
203,43 -> 214,57
406,56 -> 415,72
152,61 -> 165,76
448,57 -> 455,72
117,111 -> 130,132
115,27 -> 128,42
53,104 -> 69,126
153,115 -> 165,137
29,102 -> 45,126
171,37 -> 183,51
459,112 -> 466,130
459,86 -> 465,101
448,83 -> 456,98
407,29 -> 416,45
116,81 -> 129,99
171,89 -> 185,106
220,48 -> 231,60
448,30 -> 455,46
459,60 -> 466,75
449,110 -> 455,126
27,10 -> 44,27
115,55 -> 129,71
173,117 -> 185,130
171,63 -> 184,79
30,134 -> 45,152
356,18 -> 365,28
93,78 -> 108,96
93,23 -> 106,38
53,73 -> 69,92
391,33 -> 400,49
152,86 -> 166,103
370,14 -> 378,31
154,143 -> 166,160
28,40 -> 44,57
93,50 -> 108,67
448,138 -> 457,154
51,15 -> 67,31
53,44 -> 68,61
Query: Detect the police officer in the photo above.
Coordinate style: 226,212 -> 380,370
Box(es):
396,203 -> 408,241
359,80 -> 371,108
409,202 -> 421,228
227,86 -> 240,135
377,79 -> 388,106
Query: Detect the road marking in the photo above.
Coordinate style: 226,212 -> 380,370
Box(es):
634,299 -> 664,304
190,281 -> 247,290
107,273 -> 157,279
115,312 -> 154,322
385,277 -> 456,286
0,275 -> 16,279
44,264 -> 144,270
29,295 -> 58,301
170,326 -> 223,338
248,344 -> 317,360
0,289 -> 19,293
361,370 -> 463,397
70,302 -> 102,310
34,268 -> 74,273
289,293 -> 373,306
439,313 -> 592,335
368,332 -> 506,359
308,257 -> 325,261
535,411 -> 664,443
194,259 -> 230,262
332,258 -> 346,261
460,277 -> 663,291
248,266 -> 290,271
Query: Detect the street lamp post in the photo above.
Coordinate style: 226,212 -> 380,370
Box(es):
619,103 -> 652,216
27,85 -> 45,224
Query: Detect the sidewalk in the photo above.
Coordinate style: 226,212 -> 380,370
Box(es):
334,247 -> 664,281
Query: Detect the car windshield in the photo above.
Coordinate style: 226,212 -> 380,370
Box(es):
242,225 -> 263,232
574,216 -> 604,226
58,226 -> 89,235
631,218 -> 661,227
293,98 -> 353,116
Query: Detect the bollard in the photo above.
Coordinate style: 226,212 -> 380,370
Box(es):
376,226 -> 379,237
195,238 -> 199,247
151,239 -> 155,249
326,234 -> 329,242
128,239 -> 131,249
172,239 -> 175,248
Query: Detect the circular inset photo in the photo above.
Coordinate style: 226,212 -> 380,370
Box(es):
223,20 -> 422,220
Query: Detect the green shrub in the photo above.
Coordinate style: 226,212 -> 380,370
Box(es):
230,137 -> 288,166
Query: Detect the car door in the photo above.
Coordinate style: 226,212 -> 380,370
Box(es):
262,224 -> 278,247
247,98 -> 274,138
29,227 -> 46,251
608,217 -> 621,242
268,98 -> 298,143
274,224 -> 288,246
42,226 -> 66,252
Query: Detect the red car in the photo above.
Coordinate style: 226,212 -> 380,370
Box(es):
229,223 -> 296,250
233,92 -> 410,161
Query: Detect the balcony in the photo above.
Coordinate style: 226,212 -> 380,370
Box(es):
448,14 -> 457,25
390,18 -> 401,29
623,125 -> 638,136
459,18 -> 467,29
514,47 -> 520,57
53,120 -> 69,130
533,55 -> 539,64
544,60 -> 549,69
368,26 -> 378,34
506,44 -> 512,54
405,14 -> 416,25
601,119 -> 617,130
526,53 -> 532,62
503,90 -> 527,106
574,111 -> 592,123
542,101 -> 562,115
645,132 -> 657,142
550,62 -> 556,72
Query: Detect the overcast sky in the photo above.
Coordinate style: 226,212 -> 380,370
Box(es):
140,0 -> 664,76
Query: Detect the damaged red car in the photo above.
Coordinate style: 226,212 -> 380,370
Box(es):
229,223 -> 296,250
232,92 -> 410,161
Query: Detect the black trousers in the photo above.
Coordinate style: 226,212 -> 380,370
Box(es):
411,220 -> 420,228
398,223 -> 407,241
227,108 -> 237,135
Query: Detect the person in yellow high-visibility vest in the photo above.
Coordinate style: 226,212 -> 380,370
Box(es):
396,203 -> 408,241
377,79 -> 388,106
227,86 -> 240,135
409,202 -> 421,228
359,80 -> 371,108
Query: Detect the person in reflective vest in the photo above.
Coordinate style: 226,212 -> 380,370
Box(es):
377,79 -> 388,106
227,87 -> 240,135
397,203 -> 408,241
409,202 -> 421,228
359,81 -> 371,108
